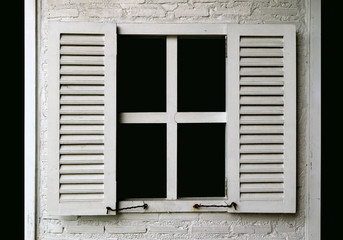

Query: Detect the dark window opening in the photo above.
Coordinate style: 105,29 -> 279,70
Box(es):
177,123 -> 226,198
117,35 -> 166,112
117,124 -> 167,200
177,36 -> 226,112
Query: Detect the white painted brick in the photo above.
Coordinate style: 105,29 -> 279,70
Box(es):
233,225 -> 254,234
47,0 -> 67,5
106,225 -> 147,233
147,0 -> 187,3
276,223 -> 295,233
109,0 -> 145,2
233,224 -> 272,234
174,8 -> 209,17
248,238 -> 286,240
161,4 -> 178,11
130,8 -> 166,17
159,213 -> 199,221
47,224 -> 63,233
88,8 -> 123,17
70,0 -> 105,3
259,7 -> 298,16
213,6 -> 251,16
235,0 -> 269,2
191,226 -> 230,233
149,226 -> 188,233
48,8 -> 79,18
193,0 -> 232,2
194,239 -> 238,240
199,213 -> 240,221
66,226 -> 104,234
264,20 -> 299,24
117,213 -> 159,221
253,224 -> 272,234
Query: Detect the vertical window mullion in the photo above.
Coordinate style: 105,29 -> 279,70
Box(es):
166,36 -> 178,200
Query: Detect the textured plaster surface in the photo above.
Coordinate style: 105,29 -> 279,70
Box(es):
37,0 -> 309,239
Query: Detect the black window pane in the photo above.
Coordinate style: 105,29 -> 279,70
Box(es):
117,36 -> 166,112
177,123 -> 225,198
117,124 -> 166,200
178,36 -> 226,112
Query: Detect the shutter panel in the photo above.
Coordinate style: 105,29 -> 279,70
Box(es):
48,22 -> 117,215
227,24 -> 296,213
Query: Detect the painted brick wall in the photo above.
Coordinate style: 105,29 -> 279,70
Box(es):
37,0 -> 309,239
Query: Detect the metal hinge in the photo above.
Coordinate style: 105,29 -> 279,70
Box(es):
225,178 -> 228,197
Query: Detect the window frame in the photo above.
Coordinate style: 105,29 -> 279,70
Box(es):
115,24 -> 230,213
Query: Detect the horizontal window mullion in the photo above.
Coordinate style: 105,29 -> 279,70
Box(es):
119,112 -> 168,124
175,112 -> 227,123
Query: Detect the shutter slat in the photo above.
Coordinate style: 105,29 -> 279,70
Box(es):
60,125 -> 104,135
60,46 -> 105,55
240,106 -> 284,115
241,183 -> 284,193
60,56 -> 104,65
240,164 -> 284,173
60,85 -> 104,95
60,105 -> 104,115
60,34 -> 104,45
240,115 -> 284,124
60,155 -> 104,164
60,135 -> 104,144
240,135 -> 284,144
240,48 -> 283,57
240,37 -> 284,47
240,77 -> 284,86
60,76 -> 104,85
59,145 -> 104,154
240,86 -> 284,95
240,154 -> 284,163
240,67 -> 284,76
60,174 -> 104,184
60,66 -> 105,75
60,184 -> 104,194
240,58 -> 283,67
240,96 -> 284,105
60,115 -> 104,125
240,173 -> 284,183
60,95 -> 104,105
60,164 -> 104,174
240,125 -> 284,134
240,144 -> 284,154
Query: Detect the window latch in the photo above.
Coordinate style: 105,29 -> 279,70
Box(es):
193,202 -> 237,210
106,203 -> 148,214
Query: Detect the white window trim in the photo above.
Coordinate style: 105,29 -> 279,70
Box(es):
115,24 -> 230,213
25,0 -> 36,238
307,0 -> 321,239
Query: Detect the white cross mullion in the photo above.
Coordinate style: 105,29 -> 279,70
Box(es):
166,36 -> 178,200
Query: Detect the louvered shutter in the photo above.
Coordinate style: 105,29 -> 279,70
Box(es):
227,24 -> 296,213
48,22 -> 117,215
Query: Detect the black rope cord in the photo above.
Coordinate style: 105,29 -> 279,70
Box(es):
106,203 -> 148,214
193,202 -> 237,210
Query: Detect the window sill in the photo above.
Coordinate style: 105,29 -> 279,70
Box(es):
110,199 -> 232,214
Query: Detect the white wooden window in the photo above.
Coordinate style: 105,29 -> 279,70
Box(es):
48,23 -> 296,215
